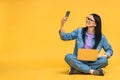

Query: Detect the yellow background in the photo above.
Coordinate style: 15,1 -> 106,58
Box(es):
0,0 -> 120,80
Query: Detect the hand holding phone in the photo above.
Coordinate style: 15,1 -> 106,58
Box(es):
63,11 -> 70,21
61,11 -> 71,27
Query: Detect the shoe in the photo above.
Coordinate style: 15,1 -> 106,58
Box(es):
93,68 -> 104,76
68,67 -> 81,75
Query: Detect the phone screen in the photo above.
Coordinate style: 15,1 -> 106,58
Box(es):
65,11 -> 70,17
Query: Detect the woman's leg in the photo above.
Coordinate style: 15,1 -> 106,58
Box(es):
64,54 -> 91,73
88,56 -> 108,70
65,54 -> 105,76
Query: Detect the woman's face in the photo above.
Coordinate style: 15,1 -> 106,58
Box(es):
86,15 -> 96,28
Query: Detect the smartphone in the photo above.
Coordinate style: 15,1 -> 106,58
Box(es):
65,11 -> 70,17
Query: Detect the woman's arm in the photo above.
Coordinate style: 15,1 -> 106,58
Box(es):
102,35 -> 113,58
59,28 -> 79,40
60,17 -> 68,32
59,16 -> 79,40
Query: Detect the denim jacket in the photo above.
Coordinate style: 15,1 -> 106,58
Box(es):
59,27 -> 113,58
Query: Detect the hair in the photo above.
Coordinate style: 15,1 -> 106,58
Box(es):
82,13 -> 102,49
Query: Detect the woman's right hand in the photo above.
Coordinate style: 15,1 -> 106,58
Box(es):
61,16 -> 68,27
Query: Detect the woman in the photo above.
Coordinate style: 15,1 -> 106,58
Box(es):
59,13 -> 113,76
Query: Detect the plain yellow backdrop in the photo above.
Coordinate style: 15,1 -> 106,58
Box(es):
0,0 -> 120,80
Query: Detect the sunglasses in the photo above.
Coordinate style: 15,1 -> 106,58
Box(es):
86,17 -> 95,22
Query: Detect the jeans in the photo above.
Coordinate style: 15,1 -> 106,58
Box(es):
65,54 -> 108,73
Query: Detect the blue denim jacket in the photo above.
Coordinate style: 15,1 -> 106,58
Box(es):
59,27 -> 113,58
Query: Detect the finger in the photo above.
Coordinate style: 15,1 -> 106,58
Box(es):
63,17 -> 68,21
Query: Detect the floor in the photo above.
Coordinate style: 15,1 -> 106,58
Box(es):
0,54 -> 120,80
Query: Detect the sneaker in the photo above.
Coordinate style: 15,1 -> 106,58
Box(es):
68,67 -> 82,75
93,68 -> 104,76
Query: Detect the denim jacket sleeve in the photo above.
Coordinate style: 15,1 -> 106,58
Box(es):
59,28 -> 79,41
102,35 -> 113,58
